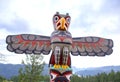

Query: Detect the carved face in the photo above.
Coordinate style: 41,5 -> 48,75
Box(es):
50,69 -> 72,82
53,12 -> 71,31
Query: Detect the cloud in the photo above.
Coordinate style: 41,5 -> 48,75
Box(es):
70,0 -> 120,37
0,0 -> 120,68
69,0 -> 120,68
101,0 -> 120,14
0,0 -> 11,12
0,1 -> 30,33
0,16 -> 29,33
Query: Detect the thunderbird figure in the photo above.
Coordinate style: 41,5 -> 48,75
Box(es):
6,12 -> 113,82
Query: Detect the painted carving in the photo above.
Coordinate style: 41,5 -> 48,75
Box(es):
6,12 -> 113,82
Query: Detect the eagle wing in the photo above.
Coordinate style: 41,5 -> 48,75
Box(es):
6,34 -> 51,55
71,36 -> 113,56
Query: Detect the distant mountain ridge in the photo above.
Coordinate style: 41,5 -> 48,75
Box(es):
0,63 -> 120,79
75,65 -> 120,76
0,63 -> 49,79
0,63 -> 24,79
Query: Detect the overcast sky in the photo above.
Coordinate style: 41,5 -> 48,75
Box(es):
0,0 -> 120,68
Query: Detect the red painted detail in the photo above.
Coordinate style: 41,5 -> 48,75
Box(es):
92,43 -> 97,48
46,42 -> 50,46
50,70 -> 59,76
63,71 -> 72,76
39,41 -> 44,46
98,38 -> 105,47
72,40 -> 106,50
99,38 -> 104,43
23,41 -> 30,47
31,41 -> 37,47
67,54 -> 71,66
78,43 -> 83,48
71,43 -> 75,48
51,36 -> 72,42
16,35 -> 24,44
85,43 -> 90,48
49,52 -> 55,65
50,69 -> 72,82
49,52 -> 71,67
59,36 -> 66,41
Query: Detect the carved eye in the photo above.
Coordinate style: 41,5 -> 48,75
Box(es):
50,73 -> 57,80
66,17 -> 71,24
53,15 -> 59,22
66,74 -> 72,81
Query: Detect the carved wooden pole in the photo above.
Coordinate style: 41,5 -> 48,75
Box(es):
6,12 -> 113,82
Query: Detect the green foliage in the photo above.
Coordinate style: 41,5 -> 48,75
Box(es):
7,54 -> 49,82
71,74 -> 81,82
1,66 -> 120,82
10,75 -> 49,82
0,76 -> 14,82
18,54 -> 45,82
0,76 -> 6,82
71,70 -> 120,82
10,76 -> 19,82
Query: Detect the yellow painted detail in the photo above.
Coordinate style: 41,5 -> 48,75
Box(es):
53,64 -> 61,69
61,65 -> 69,69
56,17 -> 67,31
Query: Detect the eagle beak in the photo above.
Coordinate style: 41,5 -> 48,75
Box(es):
56,17 -> 67,31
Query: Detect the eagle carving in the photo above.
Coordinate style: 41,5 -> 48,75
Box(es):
6,12 -> 113,82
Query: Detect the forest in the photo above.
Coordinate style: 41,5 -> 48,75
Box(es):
71,70 -> 120,82
0,70 -> 120,82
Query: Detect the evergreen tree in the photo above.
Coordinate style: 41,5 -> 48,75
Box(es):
18,54 -> 45,82
71,74 -> 81,82
114,71 -> 120,82
108,70 -> 115,82
0,76 -> 6,82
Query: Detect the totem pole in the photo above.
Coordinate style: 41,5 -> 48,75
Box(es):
6,12 -> 113,82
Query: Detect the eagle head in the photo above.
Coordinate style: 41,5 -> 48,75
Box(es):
53,12 -> 71,31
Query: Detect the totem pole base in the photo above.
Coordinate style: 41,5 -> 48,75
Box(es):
49,67 -> 72,82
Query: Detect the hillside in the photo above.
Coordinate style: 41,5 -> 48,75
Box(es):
0,63 -> 49,79
0,63 -> 120,79
75,66 -> 120,76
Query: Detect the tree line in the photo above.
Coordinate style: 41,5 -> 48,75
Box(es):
0,54 -> 120,82
0,69 -> 120,82
71,70 -> 120,82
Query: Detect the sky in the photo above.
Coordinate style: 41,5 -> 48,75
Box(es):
0,0 -> 120,68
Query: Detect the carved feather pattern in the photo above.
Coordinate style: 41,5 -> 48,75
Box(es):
71,37 -> 113,56
6,34 -> 51,55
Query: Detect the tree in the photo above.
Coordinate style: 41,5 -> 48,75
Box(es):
0,76 -> 6,82
18,54 -> 45,82
71,74 -> 81,82
108,70 -> 115,82
114,71 -> 120,82
10,76 -> 19,82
